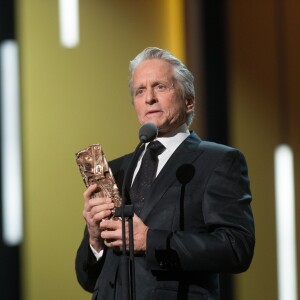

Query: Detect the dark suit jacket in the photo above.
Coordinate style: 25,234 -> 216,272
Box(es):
75,132 -> 255,300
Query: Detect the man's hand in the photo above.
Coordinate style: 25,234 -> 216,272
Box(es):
83,184 -> 115,252
100,214 -> 149,253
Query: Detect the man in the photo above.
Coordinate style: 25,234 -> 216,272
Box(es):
75,47 -> 255,299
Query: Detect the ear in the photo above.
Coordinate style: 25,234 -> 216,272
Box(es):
185,97 -> 195,113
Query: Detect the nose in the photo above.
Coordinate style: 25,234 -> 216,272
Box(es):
145,87 -> 157,105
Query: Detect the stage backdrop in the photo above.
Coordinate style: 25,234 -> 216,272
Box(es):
17,1 -> 187,299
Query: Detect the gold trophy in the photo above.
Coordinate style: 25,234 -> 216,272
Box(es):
75,144 -> 122,218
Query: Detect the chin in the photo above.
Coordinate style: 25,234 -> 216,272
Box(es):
143,120 -> 160,127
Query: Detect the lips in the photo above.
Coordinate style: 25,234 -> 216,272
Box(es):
146,110 -> 162,116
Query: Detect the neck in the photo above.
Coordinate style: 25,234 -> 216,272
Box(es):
157,123 -> 189,138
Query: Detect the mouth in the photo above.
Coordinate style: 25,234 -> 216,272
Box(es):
146,110 -> 162,116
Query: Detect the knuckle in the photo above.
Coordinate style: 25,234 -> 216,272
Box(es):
90,206 -> 96,215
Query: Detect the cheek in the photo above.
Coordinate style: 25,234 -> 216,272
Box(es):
170,102 -> 185,118
133,102 -> 144,120
133,101 -> 141,114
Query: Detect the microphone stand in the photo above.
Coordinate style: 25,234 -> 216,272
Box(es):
114,141 -> 143,300
114,122 -> 157,299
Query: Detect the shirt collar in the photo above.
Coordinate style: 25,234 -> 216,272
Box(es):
145,123 -> 190,150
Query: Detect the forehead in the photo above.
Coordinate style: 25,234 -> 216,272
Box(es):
133,59 -> 174,85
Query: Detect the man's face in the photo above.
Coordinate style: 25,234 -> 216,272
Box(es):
132,59 -> 194,136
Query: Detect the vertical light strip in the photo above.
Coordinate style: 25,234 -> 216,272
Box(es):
0,40 -> 23,246
274,144 -> 298,300
58,0 -> 80,48
165,0 -> 186,61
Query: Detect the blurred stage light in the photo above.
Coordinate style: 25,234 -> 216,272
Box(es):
0,40 -> 23,246
58,0 -> 80,48
274,144 -> 298,300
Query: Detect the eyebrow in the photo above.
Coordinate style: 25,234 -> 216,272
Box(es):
135,80 -> 168,89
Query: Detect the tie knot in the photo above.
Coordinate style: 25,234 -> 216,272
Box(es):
147,140 -> 165,157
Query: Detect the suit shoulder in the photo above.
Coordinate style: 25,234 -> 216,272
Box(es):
200,140 -> 236,153
189,132 -> 239,153
198,140 -> 247,162
200,143 -> 250,176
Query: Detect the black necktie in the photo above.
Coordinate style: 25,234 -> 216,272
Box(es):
130,141 -> 166,215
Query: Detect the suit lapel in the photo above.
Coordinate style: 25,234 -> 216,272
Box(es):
140,132 -> 203,221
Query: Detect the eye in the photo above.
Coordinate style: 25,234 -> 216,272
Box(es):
135,88 -> 145,96
156,83 -> 167,91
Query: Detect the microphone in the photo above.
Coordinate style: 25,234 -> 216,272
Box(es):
139,123 -> 158,143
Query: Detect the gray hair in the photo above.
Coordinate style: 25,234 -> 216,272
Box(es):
129,47 -> 195,126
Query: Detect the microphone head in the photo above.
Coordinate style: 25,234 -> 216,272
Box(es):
139,123 -> 158,143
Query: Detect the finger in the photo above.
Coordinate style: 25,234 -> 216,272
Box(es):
83,184 -> 98,201
84,208 -> 113,224
90,202 -> 114,215
83,199 -> 115,224
95,209 -> 114,222
100,219 -> 122,231
83,198 -> 113,216
101,228 -> 122,240
89,197 -> 112,206
104,240 -> 115,248
104,239 -> 123,249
